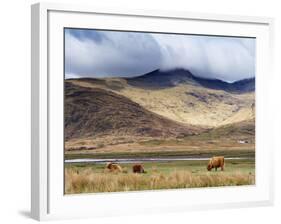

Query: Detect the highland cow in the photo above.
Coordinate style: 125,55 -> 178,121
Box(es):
207,156 -> 225,171
105,162 -> 123,173
132,164 -> 146,173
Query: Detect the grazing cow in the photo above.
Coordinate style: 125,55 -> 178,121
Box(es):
207,156 -> 225,171
105,162 -> 123,173
132,164 -> 145,173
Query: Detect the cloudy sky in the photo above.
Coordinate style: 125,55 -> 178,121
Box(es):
65,28 -> 255,82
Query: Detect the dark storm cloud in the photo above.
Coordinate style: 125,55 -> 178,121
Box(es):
65,29 -> 255,82
65,29 -> 163,78
65,29 -> 105,43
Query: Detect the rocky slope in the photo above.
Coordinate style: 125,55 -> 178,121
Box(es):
65,82 -> 202,141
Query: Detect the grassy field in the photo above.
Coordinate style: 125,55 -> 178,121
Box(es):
65,148 -> 254,160
65,139 -> 255,194
65,159 -> 255,194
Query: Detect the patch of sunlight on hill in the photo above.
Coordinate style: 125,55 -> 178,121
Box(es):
68,79 -> 255,127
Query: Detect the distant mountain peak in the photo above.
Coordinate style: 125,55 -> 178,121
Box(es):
127,68 -> 255,93
127,68 -> 197,89
193,76 -> 255,93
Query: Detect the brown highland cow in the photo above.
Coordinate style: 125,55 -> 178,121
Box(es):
105,162 -> 123,173
132,164 -> 146,173
207,156 -> 225,171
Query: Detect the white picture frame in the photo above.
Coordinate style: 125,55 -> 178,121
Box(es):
31,2 -> 274,221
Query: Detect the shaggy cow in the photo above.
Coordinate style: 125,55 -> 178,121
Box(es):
207,156 -> 225,171
132,164 -> 145,173
105,162 -> 123,173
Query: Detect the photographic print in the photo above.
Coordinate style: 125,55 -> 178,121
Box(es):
64,28 -> 255,194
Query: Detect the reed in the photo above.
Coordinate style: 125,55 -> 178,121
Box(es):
65,167 -> 254,194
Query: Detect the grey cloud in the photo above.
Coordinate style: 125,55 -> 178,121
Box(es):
65,30 -> 163,78
153,34 -> 255,82
65,29 -> 255,82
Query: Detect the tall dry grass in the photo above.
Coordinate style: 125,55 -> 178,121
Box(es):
65,168 -> 255,194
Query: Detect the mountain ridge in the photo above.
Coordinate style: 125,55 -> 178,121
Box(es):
125,68 -> 255,93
